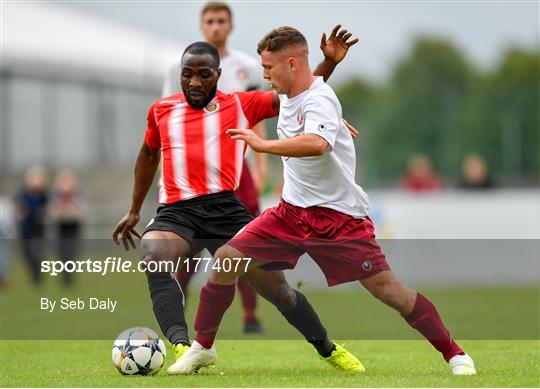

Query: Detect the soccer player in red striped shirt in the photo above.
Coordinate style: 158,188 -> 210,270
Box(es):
164,3 -> 270,333
113,25 -> 364,374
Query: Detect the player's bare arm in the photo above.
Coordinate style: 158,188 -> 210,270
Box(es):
230,119 -> 358,154
227,129 -> 329,157
112,142 -> 160,250
270,24 -> 358,111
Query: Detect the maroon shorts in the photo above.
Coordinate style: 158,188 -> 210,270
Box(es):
228,199 -> 390,286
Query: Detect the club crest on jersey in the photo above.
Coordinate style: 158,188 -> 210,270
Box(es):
204,102 -> 219,113
297,111 -> 304,125
362,260 -> 372,271
318,123 -> 327,131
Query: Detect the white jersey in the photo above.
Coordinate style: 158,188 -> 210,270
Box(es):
277,77 -> 370,218
162,48 -> 263,96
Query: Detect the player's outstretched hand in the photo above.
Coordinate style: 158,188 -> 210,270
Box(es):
227,129 -> 266,152
321,24 -> 359,64
112,212 -> 142,251
343,118 -> 359,138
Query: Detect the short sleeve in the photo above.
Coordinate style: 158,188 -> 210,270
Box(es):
236,91 -> 278,127
144,103 -> 161,149
303,95 -> 340,151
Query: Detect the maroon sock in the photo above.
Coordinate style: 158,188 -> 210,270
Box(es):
404,293 -> 464,362
194,282 -> 236,349
238,278 -> 258,323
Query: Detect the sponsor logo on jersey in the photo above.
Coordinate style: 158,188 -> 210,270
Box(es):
159,99 -> 183,104
146,218 -> 155,228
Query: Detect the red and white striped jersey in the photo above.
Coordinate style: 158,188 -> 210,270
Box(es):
144,90 -> 276,204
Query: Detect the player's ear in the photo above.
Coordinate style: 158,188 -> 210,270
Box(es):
288,57 -> 296,72
217,68 -> 222,80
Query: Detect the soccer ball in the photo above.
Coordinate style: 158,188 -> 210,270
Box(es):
112,327 -> 166,376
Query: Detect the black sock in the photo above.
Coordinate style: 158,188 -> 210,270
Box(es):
279,289 -> 335,357
147,272 -> 190,346
310,339 -> 336,358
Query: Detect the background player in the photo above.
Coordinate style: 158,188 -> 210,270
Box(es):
114,26 -> 365,374
174,26 -> 477,377
163,1 -> 266,334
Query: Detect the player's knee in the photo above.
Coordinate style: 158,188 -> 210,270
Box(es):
140,238 -> 156,261
214,244 -> 234,259
140,239 -> 176,273
214,245 -> 244,273
209,269 -> 238,284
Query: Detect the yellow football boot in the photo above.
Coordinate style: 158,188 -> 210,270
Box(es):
173,343 -> 190,360
321,344 -> 366,373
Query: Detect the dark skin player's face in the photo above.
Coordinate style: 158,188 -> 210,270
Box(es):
180,53 -> 221,109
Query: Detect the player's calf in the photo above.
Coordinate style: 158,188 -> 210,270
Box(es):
244,266 -> 297,311
360,270 -> 416,315
361,270 -> 472,372
191,244 -> 256,350
141,231 -> 191,347
244,267 -> 341,359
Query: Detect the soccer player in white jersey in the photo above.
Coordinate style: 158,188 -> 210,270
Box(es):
163,2 -> 265,96
174,26 -> 477,376
163,2 -> 267,333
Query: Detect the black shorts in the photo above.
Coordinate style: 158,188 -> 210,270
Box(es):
143,191 -> 253,255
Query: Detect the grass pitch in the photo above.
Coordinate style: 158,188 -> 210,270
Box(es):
1,261 -> 539,387
1,339 -> 538,387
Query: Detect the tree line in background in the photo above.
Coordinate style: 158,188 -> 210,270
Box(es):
336,36 -> 539,187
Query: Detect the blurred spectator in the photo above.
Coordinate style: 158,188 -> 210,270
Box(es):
400,153 -> 442,192
0,196 -> 16,290
49,169 -> 88,287
459,153 -> 495,190
16,165 -> 49,285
